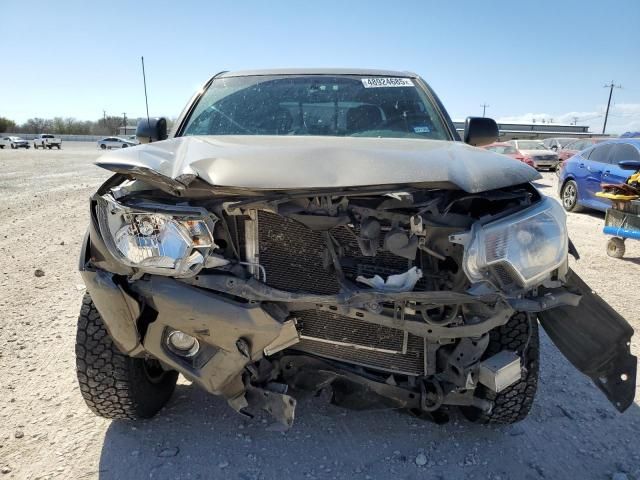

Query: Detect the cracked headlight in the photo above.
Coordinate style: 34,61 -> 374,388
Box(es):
95,195 -> 216,277
455,197 -> 568,289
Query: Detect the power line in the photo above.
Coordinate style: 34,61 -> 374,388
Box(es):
602,81 -> 622,134
480,103 -> 489,117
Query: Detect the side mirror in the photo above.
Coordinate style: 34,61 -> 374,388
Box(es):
618,160 -> 640,170
136,117 -> 168,144
464,117 -> 499,147
550,145 -> 558,151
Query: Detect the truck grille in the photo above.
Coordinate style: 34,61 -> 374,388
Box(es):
255,211 -> 426,375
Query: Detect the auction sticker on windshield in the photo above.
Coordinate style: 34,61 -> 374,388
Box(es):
361,78 -> 414,88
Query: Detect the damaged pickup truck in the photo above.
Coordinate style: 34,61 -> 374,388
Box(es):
76,69 -> 637,427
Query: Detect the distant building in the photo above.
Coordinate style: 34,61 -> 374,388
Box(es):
119,125 -> 137,136
453,120 -> 605,141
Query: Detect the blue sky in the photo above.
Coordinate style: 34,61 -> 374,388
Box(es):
2,0 -> 639,133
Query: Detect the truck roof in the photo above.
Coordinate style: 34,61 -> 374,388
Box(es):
217,68 -> 418,79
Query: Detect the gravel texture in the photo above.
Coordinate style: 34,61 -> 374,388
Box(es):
0,143 -> 639,479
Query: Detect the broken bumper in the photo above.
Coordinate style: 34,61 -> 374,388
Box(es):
80,227 -> 637,416
538,270 -> 637,412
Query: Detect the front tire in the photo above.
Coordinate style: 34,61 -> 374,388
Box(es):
75,293 -> 178,419
561,180 -> 583,212
461,313 -> 539,424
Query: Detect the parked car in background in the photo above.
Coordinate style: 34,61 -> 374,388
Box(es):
543,137 -> 576,152
483,142 -> 535,167
557,138 -> 610,163
97,137 -> 137,149
558,139 -> 640,212
0,136 -> 30,149
620,131 -> 640,138
33,134 -> 61,149
506,140 -> 559,170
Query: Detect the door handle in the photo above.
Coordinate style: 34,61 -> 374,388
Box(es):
578,163 -> 585,168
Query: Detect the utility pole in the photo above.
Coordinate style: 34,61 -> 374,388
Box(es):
122,112 -> 127,136
481,103 -> 489,117
602,81 -> 622,134
572,116 -> 579,126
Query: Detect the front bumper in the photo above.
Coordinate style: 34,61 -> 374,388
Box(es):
533,161 -> 558,169
79,212 -> 637,416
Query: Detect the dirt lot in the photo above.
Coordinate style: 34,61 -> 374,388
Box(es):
0,142 -> 639,480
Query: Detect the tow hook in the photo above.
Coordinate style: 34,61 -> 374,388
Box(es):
420,378 -> 444,412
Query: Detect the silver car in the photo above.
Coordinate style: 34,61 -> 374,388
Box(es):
0,136 -> 30,149
508,140 -> 559,170
97,137 -> 137,149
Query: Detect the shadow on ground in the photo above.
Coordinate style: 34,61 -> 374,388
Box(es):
98,333 -> 640,480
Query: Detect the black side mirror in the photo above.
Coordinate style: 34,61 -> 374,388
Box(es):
136,117 -> 168,144
618,160 -> 640,170
464,116 -> 499,147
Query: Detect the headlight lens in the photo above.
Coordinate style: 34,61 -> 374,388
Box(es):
461,197 -> 567,289
96,195 -> 216,277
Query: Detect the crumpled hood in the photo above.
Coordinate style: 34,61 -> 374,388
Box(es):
95,135 -> 541,193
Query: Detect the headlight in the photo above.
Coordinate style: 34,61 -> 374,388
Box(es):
456,197 -> 568,290
95,195 -> 216,277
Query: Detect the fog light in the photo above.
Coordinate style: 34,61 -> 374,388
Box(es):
166,330 -> 199,357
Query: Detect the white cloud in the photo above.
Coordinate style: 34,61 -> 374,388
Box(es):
496,103 -> 640,135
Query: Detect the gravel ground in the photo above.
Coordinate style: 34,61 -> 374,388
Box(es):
0,142 -> 639,480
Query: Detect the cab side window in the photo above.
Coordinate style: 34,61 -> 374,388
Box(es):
588,144 -> 613,164
609,144 -> 640,164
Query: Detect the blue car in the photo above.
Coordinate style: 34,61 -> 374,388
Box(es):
558,139 -> 640,212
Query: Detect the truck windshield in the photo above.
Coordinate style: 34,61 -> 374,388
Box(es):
182,75 -> 450,140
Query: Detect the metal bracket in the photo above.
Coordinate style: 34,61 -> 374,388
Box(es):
245,385 -> 297,429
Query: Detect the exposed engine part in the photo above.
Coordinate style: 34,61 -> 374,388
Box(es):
357,217 -> 381,256
384,229 -> 418,259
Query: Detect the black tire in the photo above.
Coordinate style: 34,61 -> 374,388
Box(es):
606,237 -> 625,259
122,144 -> 128,148
461,313 -> 539,424
100,143 -> 107,150
75,293 -> 178,419
560,179 -> 583,212
56,144 -> 61,149
11,144 -> 16,149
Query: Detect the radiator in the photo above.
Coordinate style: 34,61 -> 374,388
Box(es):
253,210 -> 426,376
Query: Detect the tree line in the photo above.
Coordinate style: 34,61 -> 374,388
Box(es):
0,116 -> 174,136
